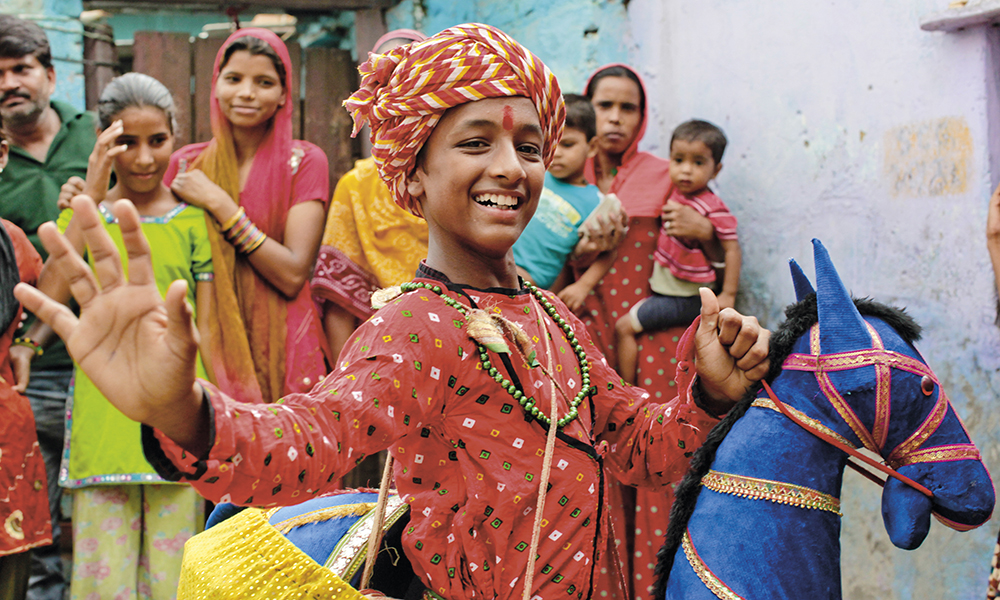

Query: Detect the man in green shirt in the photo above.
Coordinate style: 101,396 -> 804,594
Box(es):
0,15 -> 96,600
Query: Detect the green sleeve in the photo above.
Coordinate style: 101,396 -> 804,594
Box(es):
56,208 -> 74,234
189,209 -> 214,277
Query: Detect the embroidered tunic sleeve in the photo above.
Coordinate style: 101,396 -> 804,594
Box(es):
561,301 -> 720,488
143,283 -> 724,599
144,299 -> 451,506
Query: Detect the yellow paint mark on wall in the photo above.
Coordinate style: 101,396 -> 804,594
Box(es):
884,117 -> 972,197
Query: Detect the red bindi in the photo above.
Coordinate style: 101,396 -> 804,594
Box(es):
502,105 -> 514,131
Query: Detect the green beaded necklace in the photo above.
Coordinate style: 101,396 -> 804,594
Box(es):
399,280 -> 592,428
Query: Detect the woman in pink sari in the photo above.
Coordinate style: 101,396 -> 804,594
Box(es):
164,28 -> 330,402
579,64 -> 721,600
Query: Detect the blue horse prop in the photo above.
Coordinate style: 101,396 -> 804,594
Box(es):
654,239 -> 995,599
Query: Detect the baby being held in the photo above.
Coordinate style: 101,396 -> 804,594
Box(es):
615,119 -> 742,384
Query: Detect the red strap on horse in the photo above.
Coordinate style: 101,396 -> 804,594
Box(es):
761,380 -> 934,498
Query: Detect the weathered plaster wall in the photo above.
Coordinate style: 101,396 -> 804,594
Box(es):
382,1 -> 1000,596
626,0 -> 1000,598
385,0 -> 632,96
0,0 -> 85,109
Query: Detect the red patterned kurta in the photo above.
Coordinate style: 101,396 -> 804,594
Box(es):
574,219 -> 688,599
145,266 -> 718,600
1,219 -> 51,556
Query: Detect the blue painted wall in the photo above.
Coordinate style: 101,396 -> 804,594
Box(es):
105,9 -> 355,52
0,0 -> 85,109
385,0 -> 632,96
389,1 -> 1000,597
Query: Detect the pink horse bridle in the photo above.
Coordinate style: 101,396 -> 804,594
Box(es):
760,323 -> 981,521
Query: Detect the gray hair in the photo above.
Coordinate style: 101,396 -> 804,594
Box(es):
98,72 -> 177,133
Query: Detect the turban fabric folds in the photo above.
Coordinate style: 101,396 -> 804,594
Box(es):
344,23 -> 565,214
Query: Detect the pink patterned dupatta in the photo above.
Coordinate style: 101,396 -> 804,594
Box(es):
166,28 -> 329,403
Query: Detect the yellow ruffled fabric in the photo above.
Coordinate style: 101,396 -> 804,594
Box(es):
321,157 -> 428,288
178,507 -> 365,600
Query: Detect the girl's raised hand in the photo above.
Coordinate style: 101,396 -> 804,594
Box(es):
13,196 -> 209,453
83,120 -> 128,203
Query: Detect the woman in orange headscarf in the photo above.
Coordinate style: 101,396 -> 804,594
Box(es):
164,29 -> 330,402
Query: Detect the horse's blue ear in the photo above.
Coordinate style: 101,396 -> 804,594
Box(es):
814,239 -> 870,353
789,259 -> 814,302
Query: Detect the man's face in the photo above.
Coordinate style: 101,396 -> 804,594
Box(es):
0,54 -> 55,127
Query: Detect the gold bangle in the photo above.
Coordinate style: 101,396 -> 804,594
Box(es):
242,231 -> 267,255
219,207 -> 245,233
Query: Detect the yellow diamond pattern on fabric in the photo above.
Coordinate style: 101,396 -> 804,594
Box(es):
177,507 -> 364,599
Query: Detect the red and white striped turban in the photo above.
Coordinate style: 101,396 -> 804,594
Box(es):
344,23 -> 565,214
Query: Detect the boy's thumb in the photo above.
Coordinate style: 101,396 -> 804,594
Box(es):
696,287 -> 720,340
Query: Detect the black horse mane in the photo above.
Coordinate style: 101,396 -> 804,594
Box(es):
652,294 -> 920,595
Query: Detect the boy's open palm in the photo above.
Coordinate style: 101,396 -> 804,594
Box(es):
14,197 -> 204,445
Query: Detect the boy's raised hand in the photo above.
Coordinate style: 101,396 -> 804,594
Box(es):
14,196 -> 208,452
693,287 -> 769,407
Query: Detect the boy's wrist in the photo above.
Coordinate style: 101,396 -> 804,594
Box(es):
150,382 -> 209,456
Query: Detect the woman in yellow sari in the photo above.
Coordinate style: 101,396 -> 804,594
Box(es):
311,29 -> 428,361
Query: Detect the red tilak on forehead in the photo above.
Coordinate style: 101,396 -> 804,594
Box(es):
502,105 -> 514,131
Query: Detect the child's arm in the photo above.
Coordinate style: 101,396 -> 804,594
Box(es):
11,209 -> 87,389
662,201 -> 722,260
81,119 -> 127,203
195,280 -> 215,383
171,147 -> 329,299
557,249 -> 616,314
548,263 -> 572,293
715,239 -> 741,310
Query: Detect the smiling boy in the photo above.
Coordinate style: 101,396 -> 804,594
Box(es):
17,25 -> 768,600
